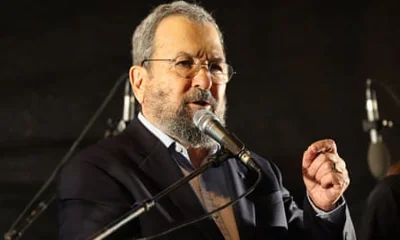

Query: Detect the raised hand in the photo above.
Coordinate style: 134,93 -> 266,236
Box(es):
302,139 -> 350,211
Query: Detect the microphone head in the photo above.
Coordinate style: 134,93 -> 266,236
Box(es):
193,109 -> 217,131
368,141 -> 391,179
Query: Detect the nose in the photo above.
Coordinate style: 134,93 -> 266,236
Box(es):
192,66 -> 212,90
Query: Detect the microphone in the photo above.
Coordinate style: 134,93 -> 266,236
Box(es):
193,109 -> 260,172
122,77 -> 135,124
115,77 -> 135,133
364,79 -> 392,179
105,77 -> 136,137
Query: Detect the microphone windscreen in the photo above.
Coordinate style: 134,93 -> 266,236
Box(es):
367,141 -> 391,179
193,109 -> 215,130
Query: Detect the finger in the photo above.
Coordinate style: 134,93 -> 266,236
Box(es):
305,153 -> 329,179
315,160 -> 336,182
315,161 -> 349,184
311,139 -> 337,154
320,170 -> 349,189
306,152 -> 340,178
302,139 -> 337,168
313,153 -> 347,180
325,153 -> 346,173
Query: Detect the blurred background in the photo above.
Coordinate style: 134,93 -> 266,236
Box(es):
1,0 -> 400,239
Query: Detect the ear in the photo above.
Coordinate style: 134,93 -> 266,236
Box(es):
129,65 -> 147,104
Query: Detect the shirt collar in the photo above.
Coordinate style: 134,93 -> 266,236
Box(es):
137,112 -> 190,159
137,112 -> 220,165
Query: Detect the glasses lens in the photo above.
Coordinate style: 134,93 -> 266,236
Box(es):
210,63 -> 234,84
173,59 -> 234,84
174,59 -> 196,78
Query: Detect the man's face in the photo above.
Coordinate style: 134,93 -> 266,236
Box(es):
141,15 -> 227,148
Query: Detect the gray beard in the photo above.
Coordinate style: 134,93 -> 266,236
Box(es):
158,89 -> 226,148
169,107 -> 212,148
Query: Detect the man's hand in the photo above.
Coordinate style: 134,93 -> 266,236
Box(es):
302,139 -> 350,211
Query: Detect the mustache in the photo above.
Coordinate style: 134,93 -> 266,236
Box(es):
183,90 -> 218,109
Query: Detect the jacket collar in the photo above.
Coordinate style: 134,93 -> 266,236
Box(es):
125,118 -> 224,239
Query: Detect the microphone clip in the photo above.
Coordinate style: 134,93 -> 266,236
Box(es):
207,148 -> 233,168
104,118 -> 130,138
362,119 -> 394,133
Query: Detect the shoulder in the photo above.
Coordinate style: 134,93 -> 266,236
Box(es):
68,132 -> 133,167
251,152 -> 282,177
376,174 -> 400,202
56,126 -> 148,189
367,174 -> 400,208
56,131 -> 146,201
247,151 -> 286,192
63,118 -> 156,172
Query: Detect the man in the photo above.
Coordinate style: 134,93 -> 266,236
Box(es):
359,161 -> 400,240
57,1 -> 356,239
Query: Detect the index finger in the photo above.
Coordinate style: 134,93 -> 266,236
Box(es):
302,139 -> 337,168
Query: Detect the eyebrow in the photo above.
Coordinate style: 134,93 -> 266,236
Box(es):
174,51 -> 226,63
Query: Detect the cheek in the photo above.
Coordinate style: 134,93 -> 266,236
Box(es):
211,85 -> 226,101
161,79 -> 192,104
170,79 -> 193,99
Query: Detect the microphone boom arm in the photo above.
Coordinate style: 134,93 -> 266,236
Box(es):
88,149 -> 232,240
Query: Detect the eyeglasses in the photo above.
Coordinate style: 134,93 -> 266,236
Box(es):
141,57 -> 235,84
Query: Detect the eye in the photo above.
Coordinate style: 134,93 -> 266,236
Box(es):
175,59 -> 194,69
209,63 -> 224,73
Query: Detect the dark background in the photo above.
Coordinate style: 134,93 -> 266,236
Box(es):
2,0 -> 400,239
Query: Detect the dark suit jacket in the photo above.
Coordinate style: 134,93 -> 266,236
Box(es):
57,118 -> 355,240
358,174 -> 400,240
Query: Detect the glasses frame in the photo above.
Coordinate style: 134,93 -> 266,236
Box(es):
141,58 -> 235,84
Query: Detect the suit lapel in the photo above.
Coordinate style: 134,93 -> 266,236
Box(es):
225,159 -> 257,239
126,119 -> 223,239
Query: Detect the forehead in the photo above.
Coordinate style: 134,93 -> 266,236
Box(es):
153,15 -> 225,59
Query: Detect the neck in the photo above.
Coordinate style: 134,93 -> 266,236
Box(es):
141,113 -> 213,168
187,147 -> 209,169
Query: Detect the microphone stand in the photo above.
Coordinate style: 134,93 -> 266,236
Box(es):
4,193 -> 56,240
88,149 -> 232,240
4,73 -> 129,240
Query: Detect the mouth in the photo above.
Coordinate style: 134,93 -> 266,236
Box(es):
192,100 -> 210,106
189,100 -> 212,109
